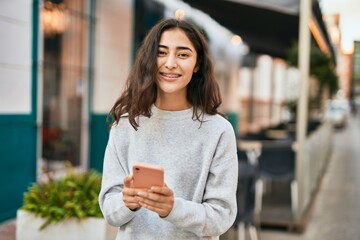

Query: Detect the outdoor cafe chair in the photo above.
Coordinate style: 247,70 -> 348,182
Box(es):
255,141 -> 298,216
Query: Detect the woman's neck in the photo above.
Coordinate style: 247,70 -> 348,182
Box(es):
155,94 -> 191,111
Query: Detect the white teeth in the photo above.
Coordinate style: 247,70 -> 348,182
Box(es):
162,73 -> 180,78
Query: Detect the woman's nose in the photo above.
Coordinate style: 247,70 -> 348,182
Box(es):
165,55 -> 177,69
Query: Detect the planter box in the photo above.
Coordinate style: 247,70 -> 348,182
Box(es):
16,210 -> 117,240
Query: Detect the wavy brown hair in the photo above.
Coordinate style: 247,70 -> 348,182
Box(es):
109,18 -> 222,129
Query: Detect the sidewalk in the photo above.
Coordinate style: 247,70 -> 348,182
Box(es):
260,113 -> 360,239
0,219 -> 15,240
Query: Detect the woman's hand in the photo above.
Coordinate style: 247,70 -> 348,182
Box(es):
135,184 -> 174,218
122,175 -> 141,211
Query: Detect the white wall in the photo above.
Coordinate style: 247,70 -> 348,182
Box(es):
273,59 -> 287,103
286,67 -> 301,101
0,0 -> 32,113
255,55 -> 273,101
93,0 -> 133,113
238,67 -> 252,99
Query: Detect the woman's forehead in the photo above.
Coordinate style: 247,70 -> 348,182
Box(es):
159,28 -> 196,51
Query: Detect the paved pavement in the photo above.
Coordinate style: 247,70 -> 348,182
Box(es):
260,113 -> 360,240
0,219 -> 15,240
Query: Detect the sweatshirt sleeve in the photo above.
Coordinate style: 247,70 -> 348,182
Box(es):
98,127 -> 136,227
164,125 -> 238,237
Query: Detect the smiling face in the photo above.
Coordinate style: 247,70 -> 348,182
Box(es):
155,28 -> 198,110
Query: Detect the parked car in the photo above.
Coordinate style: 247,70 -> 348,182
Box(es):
324,99 -> 350,128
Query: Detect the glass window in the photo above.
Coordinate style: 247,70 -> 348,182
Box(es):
41,0 -> 89,173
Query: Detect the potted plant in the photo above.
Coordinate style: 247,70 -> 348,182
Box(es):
16,166 -> 117,240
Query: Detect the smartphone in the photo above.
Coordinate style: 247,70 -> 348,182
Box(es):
132,162 -> 164,189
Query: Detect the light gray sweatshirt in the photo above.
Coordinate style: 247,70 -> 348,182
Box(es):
99,105 -> 238,240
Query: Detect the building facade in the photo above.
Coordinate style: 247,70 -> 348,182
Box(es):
0,0 -> 134,222
0,0 -> 247,222
1,0 -> 319,223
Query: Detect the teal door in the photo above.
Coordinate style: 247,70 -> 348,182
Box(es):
0,0 -> 39,222
0,116 -> 37,222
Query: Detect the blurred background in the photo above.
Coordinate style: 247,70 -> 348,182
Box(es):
0,0 -> 359,239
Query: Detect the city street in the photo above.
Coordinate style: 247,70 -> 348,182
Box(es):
1,1 -> 359,239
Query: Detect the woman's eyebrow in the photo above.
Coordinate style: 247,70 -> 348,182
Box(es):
158,44 -> 193,52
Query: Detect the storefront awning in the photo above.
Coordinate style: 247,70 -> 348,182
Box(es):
182,0 -> 334,60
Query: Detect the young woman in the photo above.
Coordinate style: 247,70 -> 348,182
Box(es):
99,18 -> 238,239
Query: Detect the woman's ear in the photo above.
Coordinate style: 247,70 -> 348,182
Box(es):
194,65 -> 199,73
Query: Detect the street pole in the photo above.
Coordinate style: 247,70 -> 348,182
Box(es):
296,0 -> 311,221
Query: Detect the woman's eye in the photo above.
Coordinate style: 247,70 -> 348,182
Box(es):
157,50 -> 166,56
179,53 -> 189,58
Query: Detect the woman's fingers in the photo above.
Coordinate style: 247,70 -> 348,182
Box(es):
122,189 -> 140,208
123,175 -> 142,209
122,179 -> 174,216
123,175 -> 133,187
135,186 -> 174,217
148,185 -> 173,196
138,201 -> 170,217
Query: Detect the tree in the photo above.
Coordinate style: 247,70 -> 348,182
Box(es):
287,42 -> 338,114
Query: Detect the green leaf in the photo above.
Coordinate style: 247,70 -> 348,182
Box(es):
21,168 -> 103,230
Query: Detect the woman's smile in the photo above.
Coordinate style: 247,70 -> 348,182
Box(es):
156,28 -> 198,102
159,72 -> 182,81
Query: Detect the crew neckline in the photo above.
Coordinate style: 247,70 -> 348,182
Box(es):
151,104 -> 193,120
